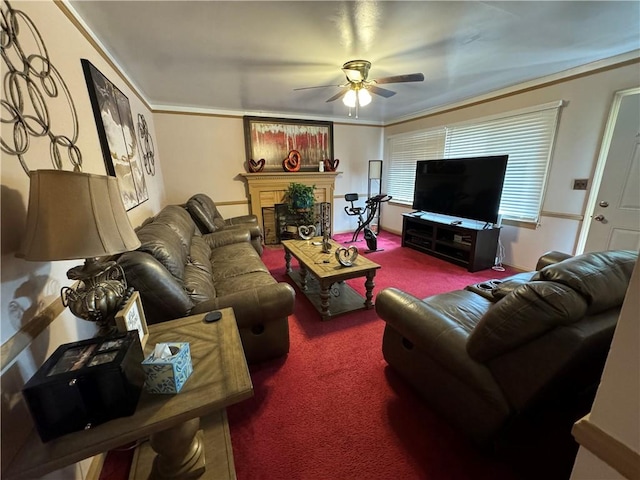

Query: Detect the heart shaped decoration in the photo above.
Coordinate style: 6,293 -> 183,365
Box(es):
323,158 -> 340,172
298,225 -> 317,240
283,150 -> 302,172
248,158 -> 265,172
335,246 -> 358,266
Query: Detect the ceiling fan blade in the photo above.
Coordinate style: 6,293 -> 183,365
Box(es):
326,88 -> 351,103
294,84 -> 343,91
368,85 -> 396,98
373,73 -> 425,84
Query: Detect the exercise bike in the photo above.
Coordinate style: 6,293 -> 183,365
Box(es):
344,193 -> 392,252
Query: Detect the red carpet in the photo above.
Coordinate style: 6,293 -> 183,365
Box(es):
226,231 -> 519,480
101,231 -> 526,479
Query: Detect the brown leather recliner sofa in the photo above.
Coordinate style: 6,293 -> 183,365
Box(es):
185,193 -> 264,256
118,204 -> 295,364
375,249 -> 637,444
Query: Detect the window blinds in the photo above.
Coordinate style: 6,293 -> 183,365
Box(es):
444,103 -> 561,223
386,128 -> 445,204
385,101 -> 562,223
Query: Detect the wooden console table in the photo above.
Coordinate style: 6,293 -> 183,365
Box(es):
240,172 -> 339,239
3,308 -> 252,480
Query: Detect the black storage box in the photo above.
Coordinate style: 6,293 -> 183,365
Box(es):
22,331 -> 145,442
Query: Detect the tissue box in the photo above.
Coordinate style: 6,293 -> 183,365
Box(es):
141,342 -> 193,394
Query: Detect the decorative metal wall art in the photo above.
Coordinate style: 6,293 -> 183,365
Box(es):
243,116 -> 333,172
136,113 -> 155,176
0,0 -> 82,175
81,59 -> 148,210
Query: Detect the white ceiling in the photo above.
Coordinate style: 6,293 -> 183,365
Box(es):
67,1 -> 640,124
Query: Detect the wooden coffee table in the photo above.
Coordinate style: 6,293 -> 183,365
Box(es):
3,308 -> 252,480
282,238 -> 381,320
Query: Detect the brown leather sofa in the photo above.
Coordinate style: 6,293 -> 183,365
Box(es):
118,204 -> 295,364
375,249 -> 637,444
185,193 -> 264,256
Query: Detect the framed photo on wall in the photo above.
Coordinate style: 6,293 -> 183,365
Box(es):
81,59 -> 148,210
115,291 -> 149,348
243,116 -> 334,171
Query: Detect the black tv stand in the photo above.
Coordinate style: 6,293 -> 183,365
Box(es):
402,213 -> 500,272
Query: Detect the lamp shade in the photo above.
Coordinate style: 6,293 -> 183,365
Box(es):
18,170 -> 141,261
358,89 -> 372,106
343,89 -> 357,108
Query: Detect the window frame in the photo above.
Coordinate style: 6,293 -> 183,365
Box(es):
385,101 -> 563,224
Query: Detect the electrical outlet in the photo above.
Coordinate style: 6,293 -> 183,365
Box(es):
573,179 -> 589,190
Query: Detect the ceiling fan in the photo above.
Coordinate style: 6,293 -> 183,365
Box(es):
294,59 -> 424,109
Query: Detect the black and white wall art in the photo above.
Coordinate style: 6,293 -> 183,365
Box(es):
81,59 -> 148,210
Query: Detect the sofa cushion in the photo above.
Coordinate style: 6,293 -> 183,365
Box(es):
536,250 -> 637,314
215,271 -> 276,297
136,222 -> 187,280
420,289 -> 491,334
183,263 -> 217,303
153,205 -> 195,254
466,281 -> 588,362
189,236 -> 213,275
209,242 -> 269,281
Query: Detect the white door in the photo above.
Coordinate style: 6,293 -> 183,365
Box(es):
581,89 -> 640,253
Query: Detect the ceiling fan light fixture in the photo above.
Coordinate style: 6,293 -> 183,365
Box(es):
343,89 -> 357,108
358,88 -> 372,106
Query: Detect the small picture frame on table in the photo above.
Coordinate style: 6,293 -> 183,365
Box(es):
115,291 -> 149,348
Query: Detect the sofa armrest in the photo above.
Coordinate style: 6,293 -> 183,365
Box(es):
535,251 -> 573,270
377,288 -> 469,352
376,288 -> 501,394
203,229 -> 251,249
225,215 -> 259,228
191,282 -> 295,328
118,251 -> 194,324
222,223 -> 263,240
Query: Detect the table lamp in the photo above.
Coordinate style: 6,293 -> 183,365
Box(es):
17,170 -> 141,330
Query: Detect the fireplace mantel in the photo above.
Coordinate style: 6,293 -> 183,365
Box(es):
240,172 -> 340,241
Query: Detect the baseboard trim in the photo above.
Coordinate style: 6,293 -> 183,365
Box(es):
572,414 -> 640,480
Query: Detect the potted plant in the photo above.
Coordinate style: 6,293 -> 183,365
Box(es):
285,182 -> 316,227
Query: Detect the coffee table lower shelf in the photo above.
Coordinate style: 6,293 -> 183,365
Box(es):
130,409 -> 235,480
288,270 -> 370,320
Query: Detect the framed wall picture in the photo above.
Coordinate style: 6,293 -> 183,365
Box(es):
81,59 -> 148,210
243,116 -> 334,171
115,291 -> 149,348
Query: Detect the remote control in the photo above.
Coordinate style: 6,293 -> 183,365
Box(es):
203,311 -> 222,323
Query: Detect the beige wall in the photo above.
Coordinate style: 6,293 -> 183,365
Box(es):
0,2 -> 167,477
382,62 -> 640,270
1,1 -> 637,477
570,260 -> 639,479
154,113 -> 383,233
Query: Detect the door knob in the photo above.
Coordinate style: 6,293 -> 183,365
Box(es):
598,201 -> 609,208
594,214 -> 606,222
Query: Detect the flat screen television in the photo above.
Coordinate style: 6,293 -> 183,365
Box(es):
412,155 -> 508,224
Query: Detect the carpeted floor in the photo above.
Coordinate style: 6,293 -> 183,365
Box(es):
101,231 -> 580,479
225,231 -> 520,480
